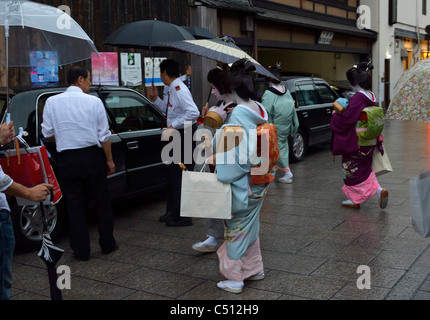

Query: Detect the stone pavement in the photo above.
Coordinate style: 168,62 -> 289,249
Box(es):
9,119 -> 430,301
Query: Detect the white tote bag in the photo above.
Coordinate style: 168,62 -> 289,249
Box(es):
372,148 -> 393,176
180,164 -> 232,219
410,171 -> 430,237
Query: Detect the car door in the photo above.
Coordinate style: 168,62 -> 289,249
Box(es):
313,81 -> 338,143
102,89 -> 167,194
28,89 -> 127,199
294,80 -> 328,143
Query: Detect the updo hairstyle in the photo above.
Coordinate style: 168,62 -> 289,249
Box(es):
207,64 -> 231,95
228,58 -> 257,100
265,63 -> 281,85
346,61 -> 374,90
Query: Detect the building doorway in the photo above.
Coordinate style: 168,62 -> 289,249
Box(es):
384,58 -> 391,110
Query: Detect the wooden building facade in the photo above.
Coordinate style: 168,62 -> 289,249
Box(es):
1,0 -> 192,90
1,0 -> 377,106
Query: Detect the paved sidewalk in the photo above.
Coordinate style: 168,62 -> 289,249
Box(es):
9,119 -> 430,300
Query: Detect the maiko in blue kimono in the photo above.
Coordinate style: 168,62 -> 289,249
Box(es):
214,58 -> 273,294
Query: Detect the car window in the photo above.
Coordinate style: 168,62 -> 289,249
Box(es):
314,83 -> 338,103
295,84 -> 319,106
103,91 -> 163,132
294,88 -> 305,106
37,93 -> 61,145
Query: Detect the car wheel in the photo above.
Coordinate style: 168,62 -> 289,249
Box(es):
289,128 -> 307,162
11,198 -> 65,252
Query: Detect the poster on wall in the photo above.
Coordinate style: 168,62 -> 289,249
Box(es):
91,52 -> 119,86
30,51 -> 59,87
120,53 -> 142,87
144,57 -> 166,87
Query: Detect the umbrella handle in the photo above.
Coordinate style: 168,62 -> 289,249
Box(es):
5,19 -> 10,113
40,202 -> 48,233
152,56 -> 155,85
201,85 -> 212,116
40,192 -> 53,234
206,85 -> 212,102
201,102 -> 209,117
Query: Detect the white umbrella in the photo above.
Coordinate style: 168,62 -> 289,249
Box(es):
0,0 -> 99,112
160,36 -> 277,80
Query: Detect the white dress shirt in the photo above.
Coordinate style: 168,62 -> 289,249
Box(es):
154,77 -> 199,129
0,166 -> 12,211
41,86 -> 111,152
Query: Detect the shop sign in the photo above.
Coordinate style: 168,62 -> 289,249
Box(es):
318,31 -> 334,45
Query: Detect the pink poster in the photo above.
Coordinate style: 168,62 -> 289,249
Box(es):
91,52 -> 119,85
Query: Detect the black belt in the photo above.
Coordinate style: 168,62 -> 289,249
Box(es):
59,145 -> 99,155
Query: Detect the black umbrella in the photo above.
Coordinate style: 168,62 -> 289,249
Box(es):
180,26 -> 216,39
37,199 -> 64,300
104,19 -> 195,50
104,19 -> 195,84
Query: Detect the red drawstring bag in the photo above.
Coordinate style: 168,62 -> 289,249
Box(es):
0,137 -> 62,204
0,138 -> 45,187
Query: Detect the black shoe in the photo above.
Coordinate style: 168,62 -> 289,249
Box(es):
101,243 -> 119,255
73,253 -> 89,261
159,211 -> 173,222
165,218 -> 193,227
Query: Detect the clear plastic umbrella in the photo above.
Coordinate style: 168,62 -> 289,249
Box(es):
0,0 -> 99,113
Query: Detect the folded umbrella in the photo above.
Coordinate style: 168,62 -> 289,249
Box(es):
37,200 -> 64,300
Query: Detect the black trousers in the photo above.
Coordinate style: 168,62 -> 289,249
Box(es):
166,124 -> 197,221
57,146 -> 116,257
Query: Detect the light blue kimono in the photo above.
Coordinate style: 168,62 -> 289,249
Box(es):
215,103 -> 269,260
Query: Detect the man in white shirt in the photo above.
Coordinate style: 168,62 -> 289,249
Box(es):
42,66 -> 117,261
148,59 -> 199,227
0,121 -> 53,300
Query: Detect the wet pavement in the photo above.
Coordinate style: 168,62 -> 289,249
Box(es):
9,119 -> 430,301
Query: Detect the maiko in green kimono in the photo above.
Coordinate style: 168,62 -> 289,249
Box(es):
261,64 -> 299,183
